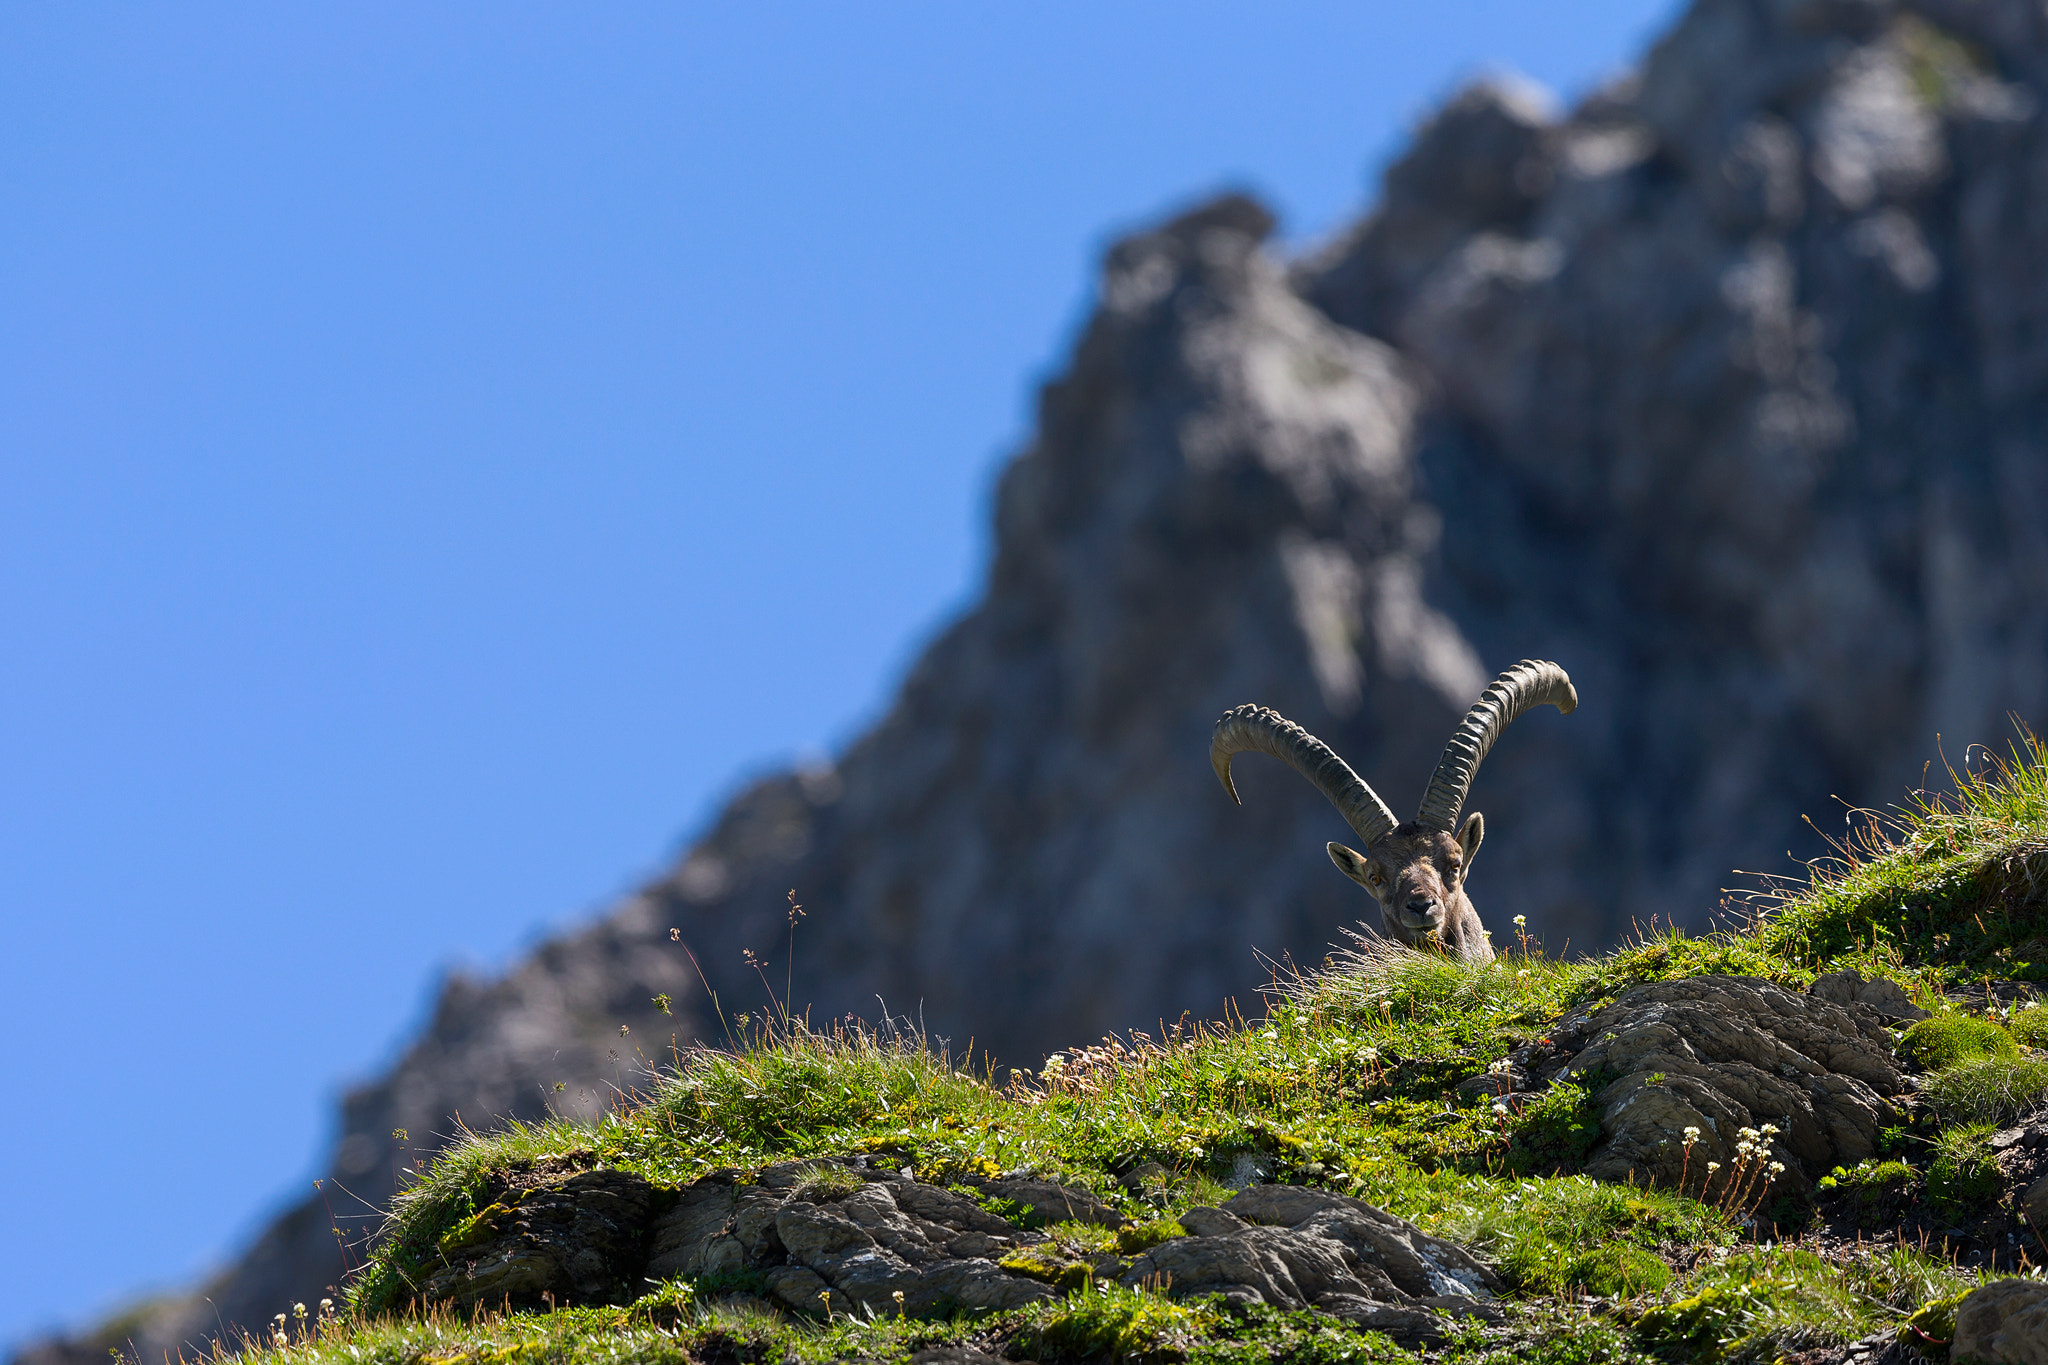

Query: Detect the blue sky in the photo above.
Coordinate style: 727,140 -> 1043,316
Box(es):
0,1 -> 1681,1346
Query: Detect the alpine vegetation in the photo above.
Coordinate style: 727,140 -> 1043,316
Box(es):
1210,660 -> 1578,962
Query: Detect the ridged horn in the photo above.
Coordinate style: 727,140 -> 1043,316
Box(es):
1210,704 -> 1397,849
1414,659 -> 1577,833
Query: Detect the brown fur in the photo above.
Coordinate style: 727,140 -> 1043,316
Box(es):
1326,815 -> 1493,962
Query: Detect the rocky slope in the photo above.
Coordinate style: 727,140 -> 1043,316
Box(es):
26,0 -> 2048,1359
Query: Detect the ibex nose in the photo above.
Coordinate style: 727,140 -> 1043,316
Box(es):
1405,898 -> 1433,916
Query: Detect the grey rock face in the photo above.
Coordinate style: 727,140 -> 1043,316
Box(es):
29,0 -> 2048,1356
415,1157 -> 1495,1346
1809,966 -> 1932,1021
1537,975 -> 1910,1194
1301,0 -> 2048,933
1953,1278 -> 2048,1364
1121,1185 -> 1502,1349
424,1167 -> 657,1310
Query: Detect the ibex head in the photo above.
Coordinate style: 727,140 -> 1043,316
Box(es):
1210,660 -> 1577,960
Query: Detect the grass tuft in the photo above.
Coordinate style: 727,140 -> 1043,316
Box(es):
1747,728 -> 2048,985
1927,1123 -> 2002,1215
1635,1244 -> 1985,1363
1920,1057 -> 2048,1126
1900,1013 -> 2017,1070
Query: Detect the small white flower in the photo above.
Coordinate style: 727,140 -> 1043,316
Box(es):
1683,1126 -> 1701,1142
1513,915 -> 1528,928
1759,1123 -> 1780,1136
1706,1161 -> 1722,1173
1768,1161 -> 1786,1175
1262,1030 -> 1278,1041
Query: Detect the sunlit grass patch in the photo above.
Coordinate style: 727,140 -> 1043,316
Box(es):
250,1278 -> 999,1365
1012,1281 -> 1224,1360
1445,1175 -> 1730,1296
1749,729 -> 2048,983
1923,1056 -> 2048,1128
2010,1000 -> 2048,1048
1927,1122 -> 2003,1216
1814,1159 -> 1919,1229
1900,1012 -> 2018,1070
1634,1243 -> 1985,1364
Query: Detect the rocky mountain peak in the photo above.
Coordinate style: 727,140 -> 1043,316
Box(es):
25,1 -> 2048,1359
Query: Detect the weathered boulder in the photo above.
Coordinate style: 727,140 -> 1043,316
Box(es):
1120,1185 -> 1501,1348
1538,975 -> 1909,1196
1953,1278 -> 2048,1365
1809,968 -> 1931,1023
422,1167 -> 659,1310
640,1160 -> 1057,1316
411,1156 -> 1498,1344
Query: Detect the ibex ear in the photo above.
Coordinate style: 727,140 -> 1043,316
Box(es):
1328,842 -> 1381,890
1455,812 -> 1484,871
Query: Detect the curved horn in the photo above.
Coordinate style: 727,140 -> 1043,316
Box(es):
1414,659 -> 1577,833
1210,704 -> 1397,849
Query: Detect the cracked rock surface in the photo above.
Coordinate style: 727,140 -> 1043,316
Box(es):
419,1157 -> 1497,1344
1123,1185 -> 1503,1348
1953,1279 -> 2048,1365
423,1167 -> 658,1310
1515,975 -> 1910,1195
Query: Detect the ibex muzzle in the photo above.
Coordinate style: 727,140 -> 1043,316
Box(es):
1210,660 -> 1578,961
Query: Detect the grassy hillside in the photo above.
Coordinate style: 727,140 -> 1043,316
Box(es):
210,736 -> 2048,1365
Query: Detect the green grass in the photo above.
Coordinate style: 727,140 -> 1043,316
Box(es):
238,1282 -> 1676,1365
1814,1159 -> 1918,1229
1921,1056 -> 2048,1126
350,946 -> 1745,1319
228,734 -> 2048,1365
1633,1244 -> 1985,1363
2009,1001 -> 2048,1048
1900,1012 -> 2017,1069
1747,729 -> 2048,985
1927,1123 -> 2002,1216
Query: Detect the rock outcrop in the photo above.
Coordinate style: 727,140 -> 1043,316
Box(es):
1954,1278 -> 2048,1364
28,0 -> 2048,1357
1522,975 -> 1911,1195
405,1157 -> 1497,1351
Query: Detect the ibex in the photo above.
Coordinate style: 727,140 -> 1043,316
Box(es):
1210,660 -> 1577,961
